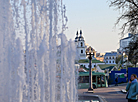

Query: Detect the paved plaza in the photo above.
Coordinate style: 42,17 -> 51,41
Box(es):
78,83 -> 137,102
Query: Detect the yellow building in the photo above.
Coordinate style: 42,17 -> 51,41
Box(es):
96,53 -> 105,62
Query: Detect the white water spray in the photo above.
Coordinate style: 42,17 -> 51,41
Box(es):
0,0 -> 78,102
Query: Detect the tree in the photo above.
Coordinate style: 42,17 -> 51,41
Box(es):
126,37 -> 138,67
116,54 -> 123,69
109,0 -> 138,36
116,55 -> 123,64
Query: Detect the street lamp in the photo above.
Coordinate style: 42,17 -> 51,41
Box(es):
86,46 -> 94,93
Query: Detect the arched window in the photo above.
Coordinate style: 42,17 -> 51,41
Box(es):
109,57 -> 111,59
113,61 -> 114,63
81,42 -> 83,47
106,61 -> 108,63
109,61 -> 111,63
81,50 -> 83,53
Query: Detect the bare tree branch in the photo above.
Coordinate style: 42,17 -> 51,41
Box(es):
109,0 -> 138,36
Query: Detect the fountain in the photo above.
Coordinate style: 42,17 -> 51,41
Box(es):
0,0 -> 78,102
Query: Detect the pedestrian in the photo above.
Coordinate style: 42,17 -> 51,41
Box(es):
126,74 -> 138,102
115,77 -> 118,86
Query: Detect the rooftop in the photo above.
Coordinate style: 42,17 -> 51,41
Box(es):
121,36 -> 131,40
78,59 -> 104,63
104,52 -> 117,56
79,71 -> 105,76
120,33 -> 138,41
98,64 -> 117,71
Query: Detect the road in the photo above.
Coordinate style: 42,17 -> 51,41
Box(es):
78,83 -> 132,102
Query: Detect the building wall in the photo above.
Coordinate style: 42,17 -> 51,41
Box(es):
78,40 -> 85,47
96,53 -> 105,62
96,57 -> 104,62
120,38 -> 132,52
76,40 -> 86,59
79,63 -> 105,68
77,47 -> 86,59
119,33 -> 138,53
104,56 -> 116,64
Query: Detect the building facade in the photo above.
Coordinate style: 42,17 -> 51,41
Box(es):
119,33 -> 138,53
75,30 -> 97,60
104,52 -> 117,64
119,33 -> 133,53
96,53 -> 105,62
75,30 -> 87,60
78,59 -> 105,69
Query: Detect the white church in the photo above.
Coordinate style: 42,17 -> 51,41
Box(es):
74,30 -> 104,69
75,30 -> 87,60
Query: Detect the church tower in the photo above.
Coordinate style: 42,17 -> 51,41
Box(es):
75,31 -> 79,46
75,30 -> 86,60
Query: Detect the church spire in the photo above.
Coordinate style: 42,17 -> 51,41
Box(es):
78,30 -> 84,41
76,31 -> 78,37
75,31 -> 79,42
80,30 -> 82,36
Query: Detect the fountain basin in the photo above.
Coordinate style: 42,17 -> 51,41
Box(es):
78,94 -> 107,102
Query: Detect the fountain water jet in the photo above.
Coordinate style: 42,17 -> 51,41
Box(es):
0,0 -> 78,102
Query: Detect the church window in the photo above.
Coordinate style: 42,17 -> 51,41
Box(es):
81,50 -> 83,53
81,42 -> 83,47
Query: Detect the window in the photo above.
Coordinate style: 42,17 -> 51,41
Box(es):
109,57 -> 111,59
81,42 -> 83,47
106,61 -> 108,63
79,76 -> 89,83
113,57 -> 114,59
106,57 -> 108,59
94,65 -> 96,67
97,76 -> 101,84
109,61 -> 111,63
97,76 -> 105,84
81,50 -> 83,53
80,65 -> 83,67
101,76 -> 105,84
113,61 -> 114,63
93,75 -> 96,82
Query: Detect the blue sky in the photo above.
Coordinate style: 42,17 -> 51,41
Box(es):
63,0 -> 127,53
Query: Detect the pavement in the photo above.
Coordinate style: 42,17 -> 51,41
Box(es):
78,83 -> 130,102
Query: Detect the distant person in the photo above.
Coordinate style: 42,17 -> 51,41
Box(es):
126,74 -> 138,102
115,77 -> 118,86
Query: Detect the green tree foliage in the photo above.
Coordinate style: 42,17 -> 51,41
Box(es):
116,55 -> 123,69
109,0 -> 138,36
116,55 -> 123,64
126,38 -> 138,67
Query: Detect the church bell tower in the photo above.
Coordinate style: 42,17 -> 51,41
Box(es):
75,30 -> 86,60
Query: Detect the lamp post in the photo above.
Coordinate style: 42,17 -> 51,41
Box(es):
86,46 -> 94,93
